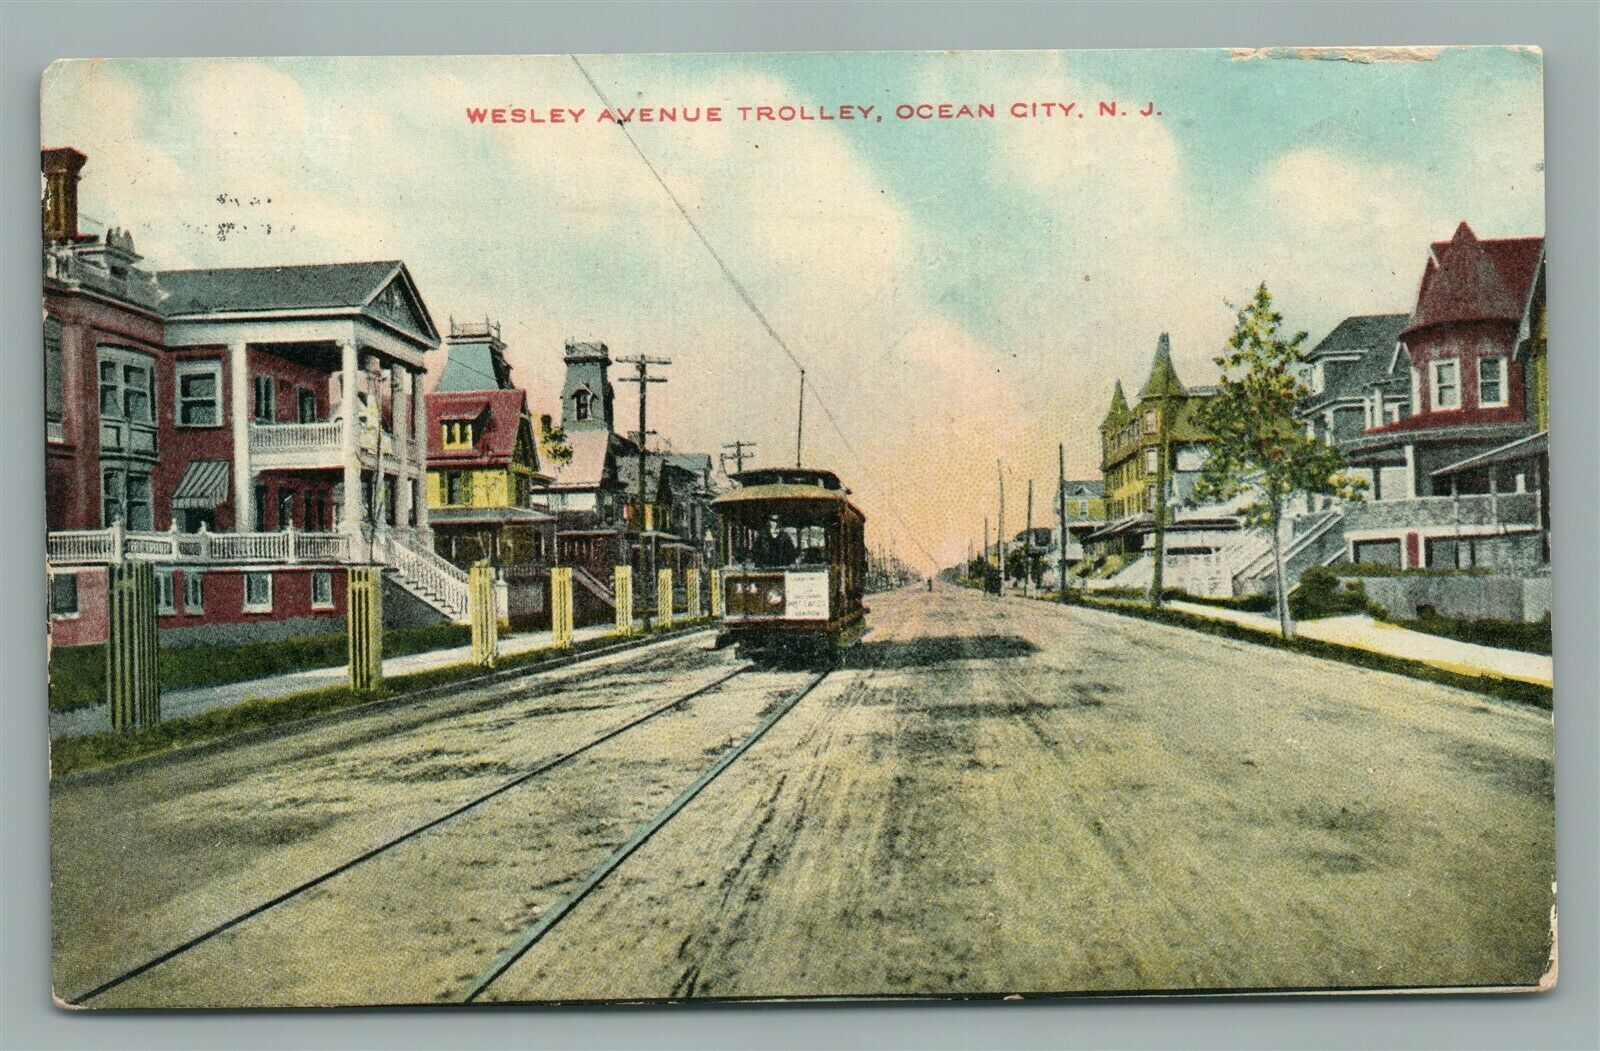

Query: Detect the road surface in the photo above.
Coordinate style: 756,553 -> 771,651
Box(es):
52,583 -> 1555,1006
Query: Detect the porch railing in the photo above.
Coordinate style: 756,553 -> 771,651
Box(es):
46,523 -> 352,566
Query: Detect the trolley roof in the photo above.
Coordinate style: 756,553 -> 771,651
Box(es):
713,467 -> 865,518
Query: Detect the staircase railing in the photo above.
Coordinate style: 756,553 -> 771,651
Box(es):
385,534 -> 469,619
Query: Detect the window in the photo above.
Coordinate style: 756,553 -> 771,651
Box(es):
442,421 -> 475,449
297,387 -> 318,423
96,347 -> 155,424
573,389 -> 592,421
1143,409 -> 1158,434
278,489 -> 295,530
1145,484 -> 1158,512
254,484 -> 269,532
445,470 -> 464,505
1310,361 -> 1325,395
45,316 -> 64,438
408,479 -> 418,527
244,571 -> 273,612
183,571 -> 204,613
176,360 -> 222,426
1144,447 -> 1159,475
155,569 -> 176,614
254,374 -> 276,423
311,570 -> 334,609
101,467 -> 152,529
383,476 -> 397,526
1478,357 -> 1507,407
1432,359 -> 1460,410
48,572 -> 79,618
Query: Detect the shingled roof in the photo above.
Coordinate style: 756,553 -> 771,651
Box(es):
158,260 -> 439,342
1405,223 -> 1543,338
1138,333 -> 1187,400
426,389 -> 534,468
1302,313 -> 1412,409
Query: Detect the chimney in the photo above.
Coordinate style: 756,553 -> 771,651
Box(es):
41,148 -> 88,243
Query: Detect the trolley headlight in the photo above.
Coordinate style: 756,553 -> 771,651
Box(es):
766,588 -> 783,606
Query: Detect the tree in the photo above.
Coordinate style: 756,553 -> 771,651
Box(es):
1191,283 -> 1366,637
539,416 -> 573,468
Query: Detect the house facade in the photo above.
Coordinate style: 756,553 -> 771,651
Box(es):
425,321 -> 553,569
45,148 -> 472,648
1338,223 -> 1546,570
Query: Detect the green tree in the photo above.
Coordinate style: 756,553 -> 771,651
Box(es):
539,416 -> 573,468
1192,284 -> 1366,637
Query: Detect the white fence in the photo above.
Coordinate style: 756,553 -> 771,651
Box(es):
47,523 -> 352,566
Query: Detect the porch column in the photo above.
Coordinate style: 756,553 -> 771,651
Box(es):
229,340 -> 252,531
413,366 -> 430,537
338,338 -> 362,537
395,367 -> 413,533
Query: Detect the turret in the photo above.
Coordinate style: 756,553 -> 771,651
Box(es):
560,339 -> 614,431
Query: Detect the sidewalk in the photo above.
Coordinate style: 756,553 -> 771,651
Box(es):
49,617 -> 670,741
1156,599 -> 1553,688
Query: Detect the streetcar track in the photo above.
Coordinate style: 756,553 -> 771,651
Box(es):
464,667 -> 833,1003
69,661 -> 755,1006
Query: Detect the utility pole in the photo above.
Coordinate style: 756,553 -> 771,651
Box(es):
1057,443 -> 1069,604
795,370 -> 806,468
997,461 -> 1007,599
1025,479 -> 1034,598
983,516 -> 991,595
617,354 -> 670,629
721,439 -> 757,476
1150,396 -> 1172,609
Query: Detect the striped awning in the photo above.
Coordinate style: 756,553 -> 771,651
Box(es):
171,459 -> 229,509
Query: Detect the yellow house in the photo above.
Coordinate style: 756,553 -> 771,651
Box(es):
425,388 -> 553,567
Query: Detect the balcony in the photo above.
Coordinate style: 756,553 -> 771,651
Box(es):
1343,492 -> 1540,532
248,421 -> 412,471
47,524 -> 352,566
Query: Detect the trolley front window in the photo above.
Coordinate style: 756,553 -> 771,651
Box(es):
726,512 -> 832,569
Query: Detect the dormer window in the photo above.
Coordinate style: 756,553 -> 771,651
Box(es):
441,420 -> 476,449
574,389 -> 593,421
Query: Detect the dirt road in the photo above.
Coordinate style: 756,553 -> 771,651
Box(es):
53,584 -> 1555,1005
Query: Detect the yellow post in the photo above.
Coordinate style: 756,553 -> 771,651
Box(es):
657,567 -> 674,629
613,565 -> 633,636
686,567 -> 701,621
469,561 -> 497,668
106,562 -> 160,731
551,566 -> 573,649
347,565 -> 383,693
709,568 -> 723,619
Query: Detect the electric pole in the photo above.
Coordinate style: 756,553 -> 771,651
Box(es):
1150,396 -> 1171,609
1057,443 -> 1069,604
617,354 -> 670,629
1025,478 -> 1035,599
983,516 -> 990,595
721,439 -> 757,477
997,461 -> 1007,599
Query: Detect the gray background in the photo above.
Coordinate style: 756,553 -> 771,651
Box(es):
2,2 -> 1594,1048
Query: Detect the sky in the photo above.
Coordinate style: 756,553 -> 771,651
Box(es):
42,47 -> 1545,570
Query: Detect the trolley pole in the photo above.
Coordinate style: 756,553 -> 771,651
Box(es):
618,355 -> 670,630
795,370 -> 806,468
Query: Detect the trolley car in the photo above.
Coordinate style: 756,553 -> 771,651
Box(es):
712,467 -> 867,658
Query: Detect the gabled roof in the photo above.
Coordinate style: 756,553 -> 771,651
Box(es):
158,260 -> 439,343
1060,479 -> 1105,498
1138,332 -> 1187,400
1302,314 -> 1412,407
425,388 -> 537,468
1405,223 -> 1544,338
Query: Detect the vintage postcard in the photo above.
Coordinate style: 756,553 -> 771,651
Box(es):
43,47 -> 1554,1007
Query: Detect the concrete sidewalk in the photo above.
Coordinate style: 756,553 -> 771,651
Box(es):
1156,599 -> 1553,688
49,617 -> 673,740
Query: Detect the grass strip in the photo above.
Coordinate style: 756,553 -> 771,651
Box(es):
49,619 -> 712,778
1053,591 -> 1552,711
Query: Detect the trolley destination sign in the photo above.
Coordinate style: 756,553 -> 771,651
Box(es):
42,47 -> 1556,1009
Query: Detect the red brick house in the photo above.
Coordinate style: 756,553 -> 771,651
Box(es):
45,148 -> 470,649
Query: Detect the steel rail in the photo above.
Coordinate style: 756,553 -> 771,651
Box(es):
464,667 -> 832,1003
69,663 -> 753,1006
